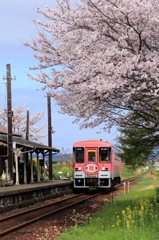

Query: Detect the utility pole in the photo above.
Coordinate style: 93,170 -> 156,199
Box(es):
47,93 -> 52,180
24,110 -> 30,184
3,64 -> 16,180
26,110 -> 29,140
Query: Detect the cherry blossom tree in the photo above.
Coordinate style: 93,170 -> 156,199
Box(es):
0,104 -> 46,143
22,0 -> 159,131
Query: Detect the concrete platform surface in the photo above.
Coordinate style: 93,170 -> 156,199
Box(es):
0,180 -> 73,196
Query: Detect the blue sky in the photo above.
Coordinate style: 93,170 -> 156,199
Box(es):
0,0 -> 118,152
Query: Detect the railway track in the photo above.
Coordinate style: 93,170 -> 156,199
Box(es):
0,173 -> 144,239
0,192 -> 100,239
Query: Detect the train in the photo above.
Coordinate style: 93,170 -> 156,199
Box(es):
72,139 -> 122,189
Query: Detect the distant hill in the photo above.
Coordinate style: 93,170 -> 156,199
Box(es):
32,153 -> 72,161
52,153 -> 71,161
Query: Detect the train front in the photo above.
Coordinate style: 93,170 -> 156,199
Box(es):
72,140 -> 115,189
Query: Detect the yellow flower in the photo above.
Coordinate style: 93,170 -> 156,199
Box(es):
116,221 -> 120,226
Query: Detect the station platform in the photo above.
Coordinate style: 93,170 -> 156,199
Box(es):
0,180 -> 73,213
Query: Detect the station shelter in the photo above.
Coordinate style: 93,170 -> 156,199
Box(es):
0,126 -> 60,185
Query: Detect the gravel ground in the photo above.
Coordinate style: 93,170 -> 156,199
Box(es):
1,180 -> 139,240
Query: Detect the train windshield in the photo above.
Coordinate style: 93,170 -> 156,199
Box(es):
99,147 -> 110,162
88,150 -> 96,161
73,147 -> 84,163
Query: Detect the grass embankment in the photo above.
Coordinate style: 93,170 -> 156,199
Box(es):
121,165 -> 147,180
57,171 -> 159,240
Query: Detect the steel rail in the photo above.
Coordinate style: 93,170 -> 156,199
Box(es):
0,193 -> 84,223
0,193 -> 100,238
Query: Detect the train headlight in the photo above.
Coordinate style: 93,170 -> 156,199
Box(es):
75,167 -> 82,171
102,167 -> 108,171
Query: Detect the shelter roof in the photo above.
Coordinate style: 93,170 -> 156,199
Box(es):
0,135 -> 60,154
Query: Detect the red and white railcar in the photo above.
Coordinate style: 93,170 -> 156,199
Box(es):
72,139 -> 122,189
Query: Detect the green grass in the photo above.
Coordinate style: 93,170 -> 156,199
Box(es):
56,173 -> 159,240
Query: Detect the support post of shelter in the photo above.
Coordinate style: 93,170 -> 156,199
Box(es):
44,167 -> 46,180
23,153 -> 27,184
14,152 -> 20,185
43,154 -> 46,181
5,159 -> 8,180
37,153 -> 41,182
30,153 -> 34,183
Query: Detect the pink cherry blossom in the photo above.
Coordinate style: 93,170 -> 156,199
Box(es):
22,0 -> 159,131
0,104 -> 46,143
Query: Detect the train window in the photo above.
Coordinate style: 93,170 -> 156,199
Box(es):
99,147 -> 110,162
112,147 -> 120,160
73,147 -> 84,163
88,151 -> 96,161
